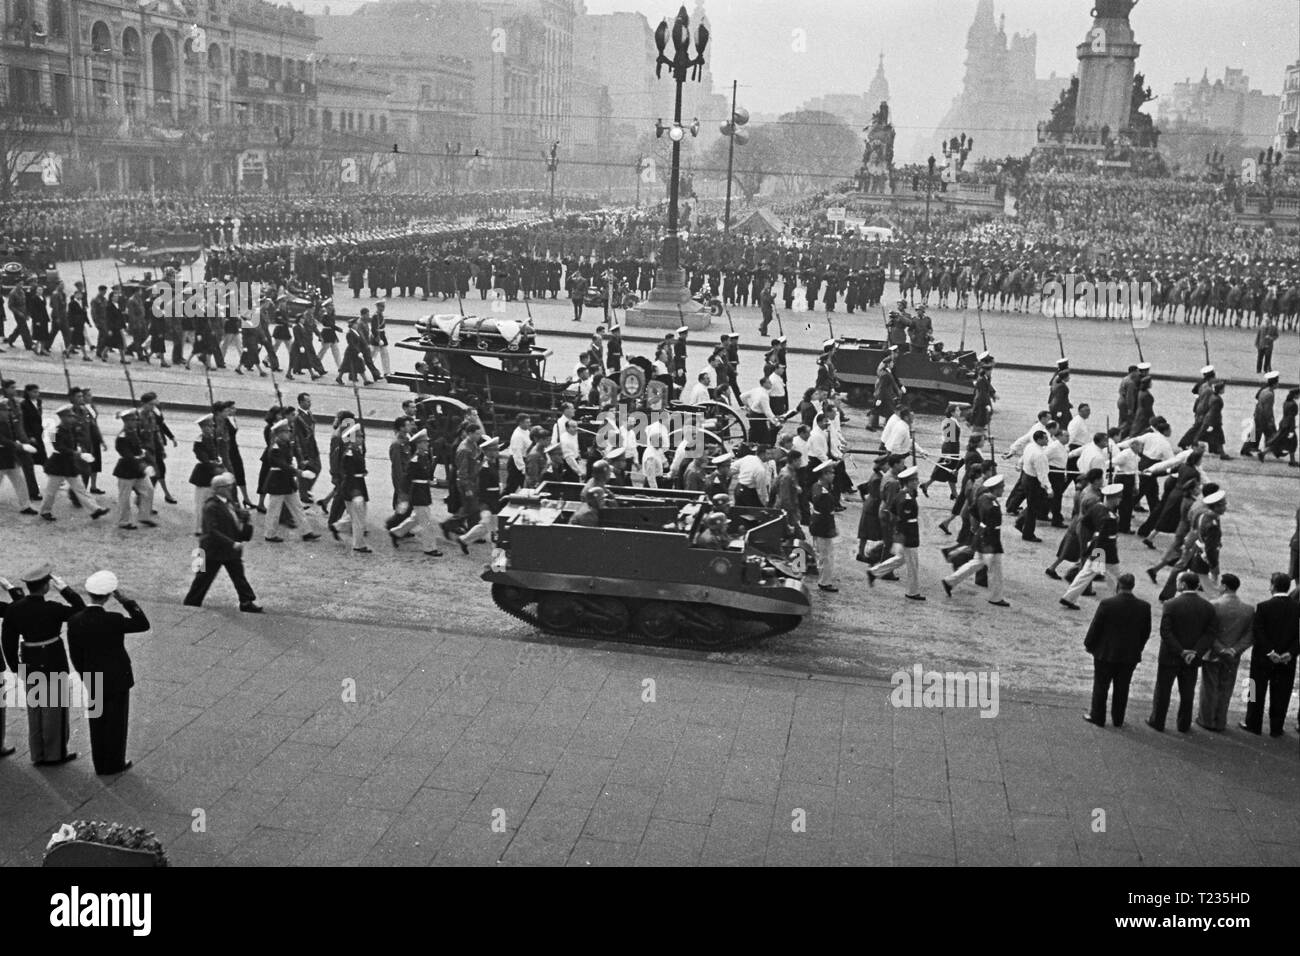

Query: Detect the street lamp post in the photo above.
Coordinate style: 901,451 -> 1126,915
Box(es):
545,141 -> 559,218
720,81 -> 749,238
627,5 -> 709,327
925,154 -> 936,232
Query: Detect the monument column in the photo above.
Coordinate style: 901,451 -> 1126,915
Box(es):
1074,0 -> 1141,134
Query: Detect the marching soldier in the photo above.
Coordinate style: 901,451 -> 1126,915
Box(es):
942,473 -> 1010,607
0,562 -> 85,765
38,404 -> 107,521
866,466 -> 925,600
261,419 -> 321,543
390,429 -> 444,556
1251,370 -> 1279,460
330,421 -> 372,553
112,408 -> 156,530
0,380 -> 37,514
188,409 -> 228,535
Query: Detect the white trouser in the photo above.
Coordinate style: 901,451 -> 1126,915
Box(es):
40,474 -> 96,515
0,468 -> 30,509
812,536 -> 838,586
461,507 -> 492,545
337,497 -> 367,549
945,551 -> 1005,603
375,345 -> 390,376
264,492 -> 310,538
194,484 -> 214,532
394,504 -> 438,552
1063,560 -> 1119,604
117,475 -> 154,526
871,543 -> 920,595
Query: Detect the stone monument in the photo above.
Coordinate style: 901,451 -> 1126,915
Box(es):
1075,0 -> 1141,134
856,101 -> 896,195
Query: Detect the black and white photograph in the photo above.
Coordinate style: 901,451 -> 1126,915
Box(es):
0,0 -> 1298,917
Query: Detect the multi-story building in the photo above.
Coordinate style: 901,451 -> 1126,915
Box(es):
1279,61 -> 1299,141
1158,67 -> 1281,149
1,0 -> 318,192
934,0 -> 1068,160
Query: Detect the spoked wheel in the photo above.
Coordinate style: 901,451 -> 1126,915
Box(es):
635,601 -> 679,642
678,605 -> 733,647
537,594 -> 579,631
581,597 -> 630,637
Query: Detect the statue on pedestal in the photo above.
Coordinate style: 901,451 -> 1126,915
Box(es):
856,101 -> 896,195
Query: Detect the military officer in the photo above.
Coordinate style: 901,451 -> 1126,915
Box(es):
38,404 -> 107,521
112,408 -> 156,530
0,562 -> 85,765
67,570 -> 150,775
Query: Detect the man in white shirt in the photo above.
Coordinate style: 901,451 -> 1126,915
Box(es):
791,424 -> 811,460
766,367 -> 787,415
1122,417 -> 1174,521
1012,429 -> 1051,542
641,429 -> 667,488
1110,439 -> 1140,533
807,414 -> 830,465
551,403 -> 576,444
559,419 -> 584,478
1066,403 -> 1092,448
1045,427 -> 1070,526
506,413 -> 532,494
740,379 -> 780,446
682,371 -> 712,406
733,445 -> 770,507
880,408 -> 929,459
1073,431 -> 1114,481
1004,411 -> 1054,461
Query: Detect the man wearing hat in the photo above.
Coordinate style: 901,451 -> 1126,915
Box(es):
1130,369 -> 1155,438
705,452 -> 735,501
1251,371 -> 1279,460
816,340 -> 839,394
673,327 -> 689,389
724,333 -> 743,405
1060,483 -> 1123,610
0,380 -> 37,514
67,571 -> 149,775
184,472 -> 261,613
1255,315 -> 1279,374
443,424 -> 493,554
389,429 -> 443,556
1178,365 -> 1217,450
262,418 -> 321,544
188,410 -> 227,535
942,473 -> 1009,607
808,459 -> 840,592
1048,364 -> 1071,433
867,466 -> 925,600
38,404 -> 107,521
112,408 -> 156,530
0,562 -> 85,764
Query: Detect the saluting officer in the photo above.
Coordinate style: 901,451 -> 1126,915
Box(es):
67,570 -> 150,775
0,562 -> 85,765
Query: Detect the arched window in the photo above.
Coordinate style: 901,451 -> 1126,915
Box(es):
151,32 -> 174,106
122,26 -> 141,58
90,20 -> 111,53
48,0 -> 66,37
207,42 -> 223,72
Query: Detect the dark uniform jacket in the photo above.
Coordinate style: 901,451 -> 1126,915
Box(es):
293,413 -> 320,471
44,421 -> 84,477
188,425 -> 225,487
973,492 -> 1003,554
1250,595 -> 1300,657
263,438 -> 298,495
0,587 -> 85,677
67,599 -> 150,694
112,429 -> 150,480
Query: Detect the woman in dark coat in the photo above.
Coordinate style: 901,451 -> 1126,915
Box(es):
1264,388 -> 1298,466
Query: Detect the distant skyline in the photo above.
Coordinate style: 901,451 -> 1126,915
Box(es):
297,0 -> 1298,153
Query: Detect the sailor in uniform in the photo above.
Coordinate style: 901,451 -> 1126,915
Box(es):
0,562 -> 85,765
390,430 -> 443,556
866,466 -> 925,600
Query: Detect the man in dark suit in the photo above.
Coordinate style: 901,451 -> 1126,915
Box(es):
67,570 -> 149,775
1239,572 -> 1300,737
183,473 -> 262,612
1082,573 -> 1151,727
1147,571 -> 1218,733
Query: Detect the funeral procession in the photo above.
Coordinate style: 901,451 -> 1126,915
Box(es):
1,0 -> 1299,897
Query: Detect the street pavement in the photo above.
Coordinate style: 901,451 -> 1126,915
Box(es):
0,261 -> 1297,865
2,605 -> 1298,866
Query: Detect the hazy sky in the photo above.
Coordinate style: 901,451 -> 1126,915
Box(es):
299,0 -> 1298,155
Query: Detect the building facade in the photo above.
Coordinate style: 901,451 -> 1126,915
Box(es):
934,0 -> 1068,160
1158,67 -> 1281,150
2,0 -> 321,192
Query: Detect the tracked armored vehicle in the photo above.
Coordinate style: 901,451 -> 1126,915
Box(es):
833,339 -> 978,412
485,483 -> 811,649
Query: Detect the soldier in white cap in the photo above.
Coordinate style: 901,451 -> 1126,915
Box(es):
330,421 -> 372,553
112,407 -> 156,530
0,561 -> 84,764
262,418 -> 321,544
942,472 -> 1009,606
867,465 -> 925,600
1061,483 -> 1123,610
184,472 -> 261,612
187,410 -> 227,535
1178,365 -> 1217,449
808,459 -> 840,592
67,570 -> 149,775
38,404 -> 107,521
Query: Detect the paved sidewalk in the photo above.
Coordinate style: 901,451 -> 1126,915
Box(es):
2,604 -> 1297,866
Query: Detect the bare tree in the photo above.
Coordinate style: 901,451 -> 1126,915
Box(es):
0,112 -> 56,200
